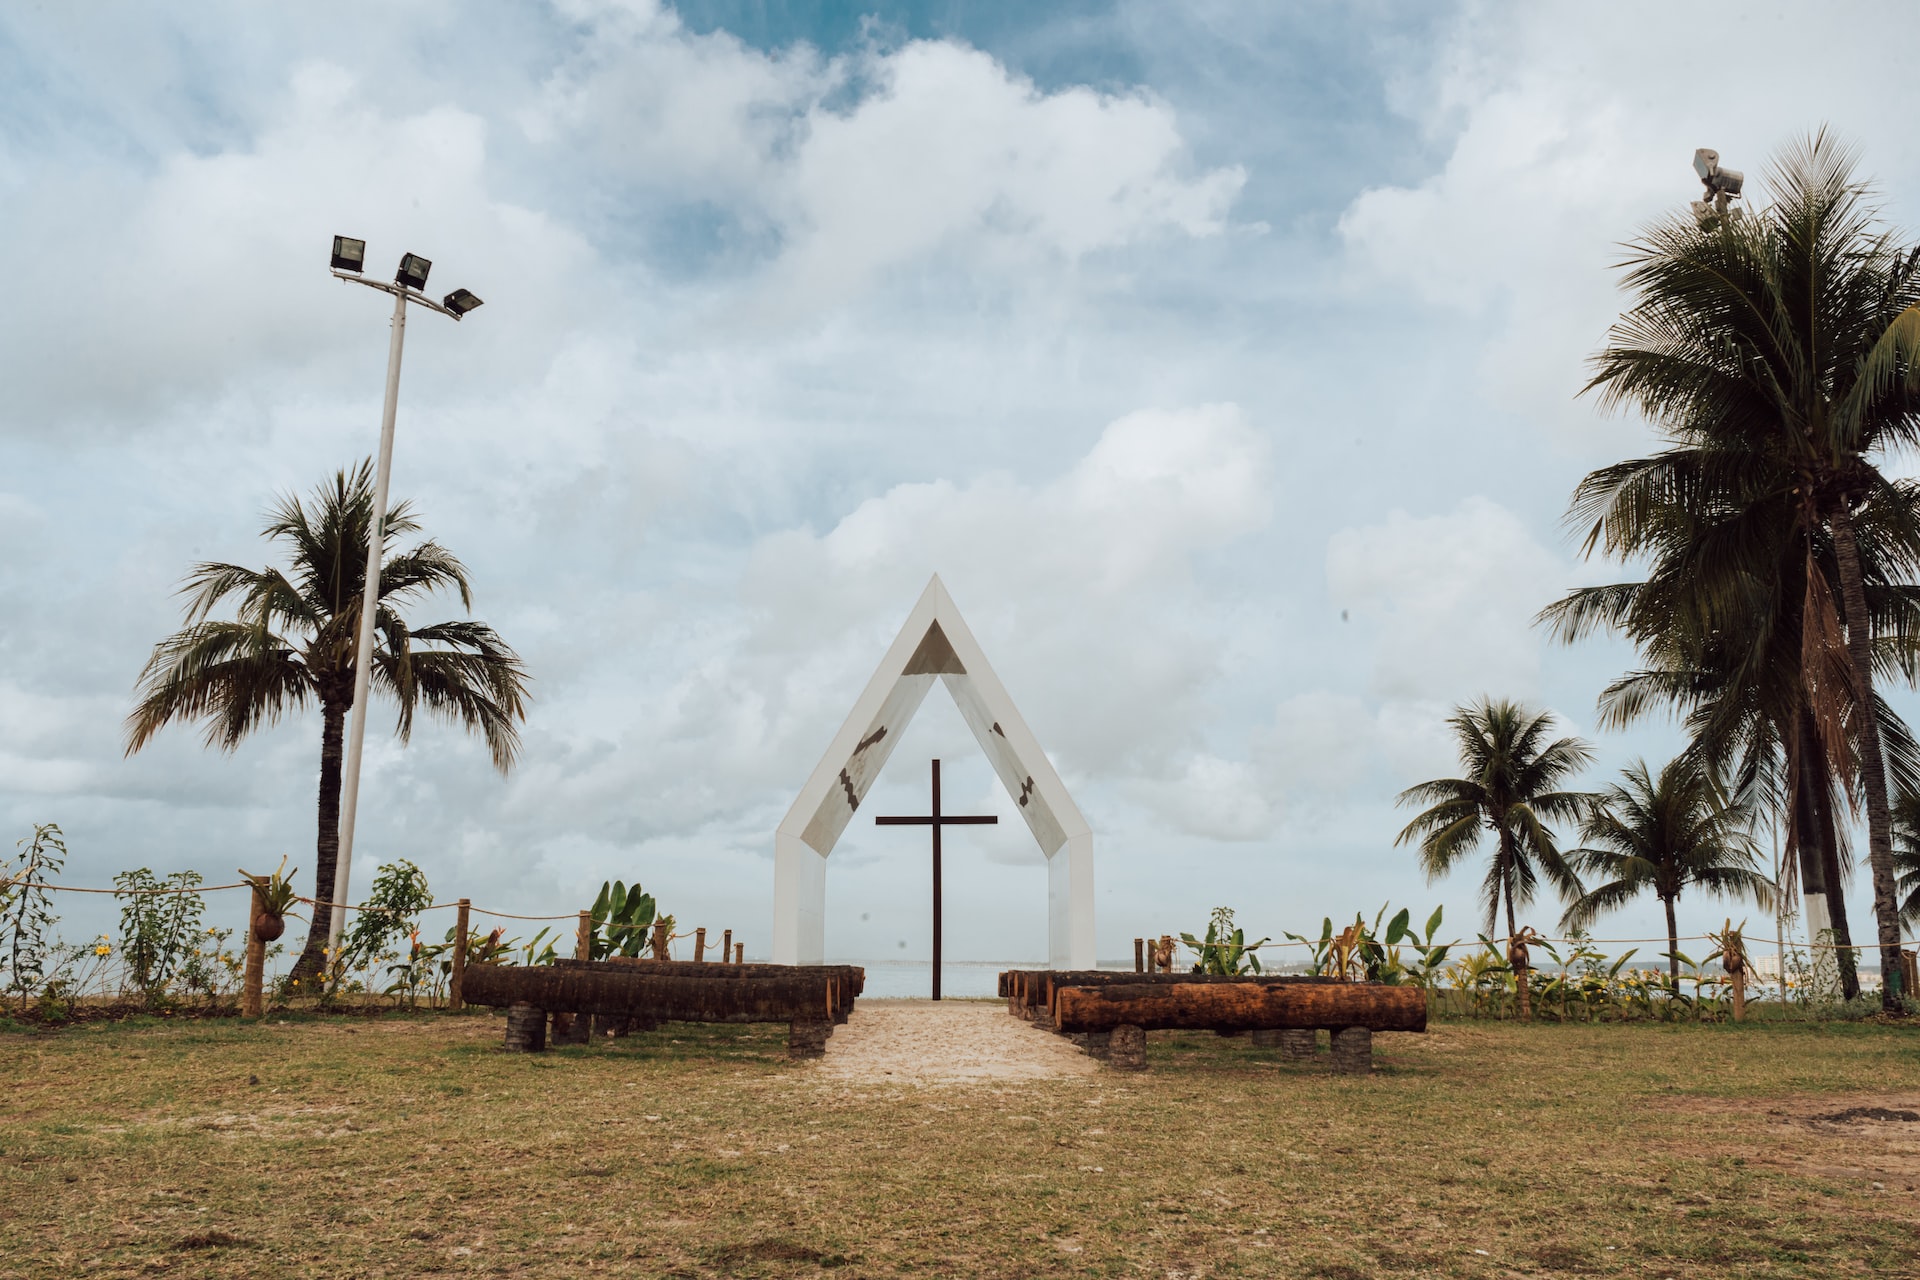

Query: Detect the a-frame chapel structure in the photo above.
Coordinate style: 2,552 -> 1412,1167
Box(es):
772,576 -> 1095,968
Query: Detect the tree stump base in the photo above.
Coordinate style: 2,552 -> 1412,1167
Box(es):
1330,1026 -> 1372,1075
1280,1029 -> 1318,1060
1249,1029 -> 1281,1048
504,1001 -> 547,1052
1108,1024 -> 1147,1071
1071,1030 -> 1111,1060
788,1020 -> 832,1060
551,1011 -> 590,1045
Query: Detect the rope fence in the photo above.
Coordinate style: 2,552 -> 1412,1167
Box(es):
1178,931 -> 1918,953
0,879 -> 690,938
7,875 -> 1914,953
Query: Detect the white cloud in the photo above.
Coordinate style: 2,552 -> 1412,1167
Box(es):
1326,496 -> 1563,703
1337,5 -> 1920,443
529,3 -> 1245,313
491,402 -> 1275,849
1,61 -> 599,427
1130,753 -> 1274,843
766,40 -> 1245,309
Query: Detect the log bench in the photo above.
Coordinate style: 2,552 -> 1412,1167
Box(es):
463,960 -> 864,1059
1001,970 -> 1425,1074
1003,969 -> 1340,1028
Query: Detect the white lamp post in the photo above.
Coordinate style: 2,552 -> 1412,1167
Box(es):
326,235 -> 483,950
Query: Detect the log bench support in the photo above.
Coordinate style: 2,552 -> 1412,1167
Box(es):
1279,1029 -> 1317,1060
1330,1027 -> 1372,1075
1108,1024 -> 1146,1071
1069,1030 -> 1111,1060
505,1001 -> 547,1052
788,1020 -> 833,1060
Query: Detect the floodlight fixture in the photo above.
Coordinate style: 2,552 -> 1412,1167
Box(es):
395,252 -> 432,291
322,235 -> 484,952
331,235 -> 367,273
1691,147 -> 1746,230
441,287 -> 484,317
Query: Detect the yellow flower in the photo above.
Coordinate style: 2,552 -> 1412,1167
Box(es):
93,945 -> 111,957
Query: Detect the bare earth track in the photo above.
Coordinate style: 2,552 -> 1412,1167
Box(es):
809,997 -> 1099,1083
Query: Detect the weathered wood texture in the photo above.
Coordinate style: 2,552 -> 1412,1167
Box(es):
1108,1024 -> 1146,1071
1001,969 -> 1344,1022
1049,981 -> 1426,1034
449,899 -> 470,1011
555,957 -> 864,1021
464,960 -> 861,1026
1330,1026 -> 1372,1074
240,886 -> 266,1019
504,1001 -> 547,1051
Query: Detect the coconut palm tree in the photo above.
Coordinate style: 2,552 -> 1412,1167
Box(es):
1571,131 -> 1920,1009
1395,698 -> 1593,941
1891,791 -> 1920,928
1562,757 -> 1774,981
1539,459 -> 1920,998
126,463 -> 531,980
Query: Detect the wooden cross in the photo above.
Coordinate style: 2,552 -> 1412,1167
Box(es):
875,758 -> 997,1000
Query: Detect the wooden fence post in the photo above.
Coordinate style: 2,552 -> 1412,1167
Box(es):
1134,938 -> 1144,973
735,942 -> 744,964
449,898 -> 470,1011
722,929 -> 732,964
694,927 -> 708,962
241,884 -> 266,1019
576,910 -> 592,962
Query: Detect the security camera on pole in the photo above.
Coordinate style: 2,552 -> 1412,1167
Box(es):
324,236 -> 483,952
1691,147 -> 1745,230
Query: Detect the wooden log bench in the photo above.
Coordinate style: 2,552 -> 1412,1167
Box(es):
1003,969 -> 1341,1029
1047,980 -> 1426,1073
539,959 -> 865,1045
463,960 -> 864,1059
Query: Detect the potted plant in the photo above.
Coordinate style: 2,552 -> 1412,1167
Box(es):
239,859 -> 301,942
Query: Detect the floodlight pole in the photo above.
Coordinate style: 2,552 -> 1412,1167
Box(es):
326,269 -> 469,951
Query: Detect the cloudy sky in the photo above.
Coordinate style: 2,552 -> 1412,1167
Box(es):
6,1 -> 1918,965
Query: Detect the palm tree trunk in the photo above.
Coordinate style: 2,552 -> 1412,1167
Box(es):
1500,829 -> 1518,943
1664,895 -> 1680,983
1797,706 -> 1860,999
290,700 -> 347,982
1813,766 -> 1861,1000
1830,503 -> 1904,1010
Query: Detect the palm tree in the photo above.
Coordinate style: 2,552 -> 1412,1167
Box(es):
126,463 -> 531,979
1571,131 -> 1920,1009
1562,757 -> 1775,981
1890,791 -> 1920,928
1395,698 -> 1593,940
1539,454 -> 1920,998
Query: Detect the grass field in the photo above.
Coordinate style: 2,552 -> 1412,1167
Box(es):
2,1006 -> 1917,1277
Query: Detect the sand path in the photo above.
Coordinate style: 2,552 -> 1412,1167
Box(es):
811,998 -> 1099,1084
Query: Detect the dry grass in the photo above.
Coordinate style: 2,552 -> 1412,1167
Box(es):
2,1005 -> 1917,1277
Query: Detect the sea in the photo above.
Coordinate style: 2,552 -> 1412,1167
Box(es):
836,959 -> 1134,998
